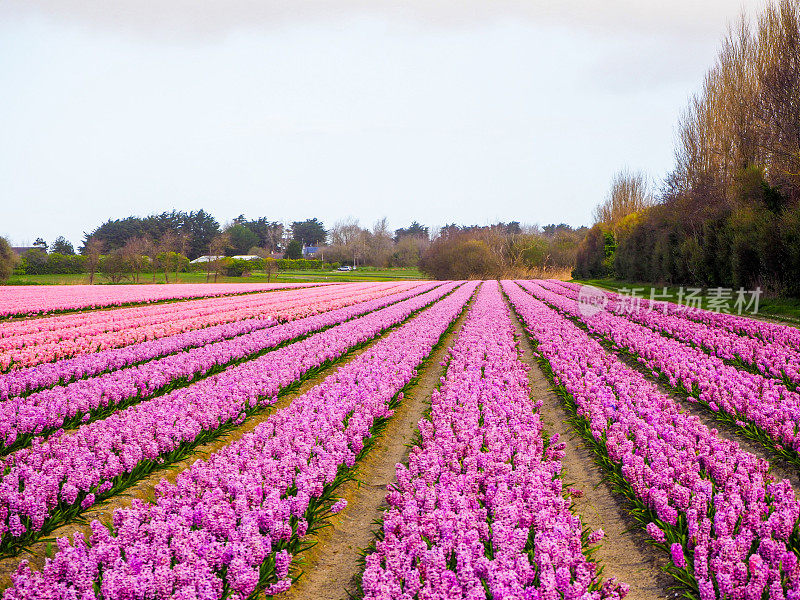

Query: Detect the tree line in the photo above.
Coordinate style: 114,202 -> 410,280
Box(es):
418,222 -> 586,280
575,0 -> 800,296
0,211 -> 459,282
0,211 -> 587,282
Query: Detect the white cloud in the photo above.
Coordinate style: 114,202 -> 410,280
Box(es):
0,0 -> 766,40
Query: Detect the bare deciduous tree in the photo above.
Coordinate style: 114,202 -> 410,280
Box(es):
122,237 -> 149,283
593,169 -> 655,234
158,231 -> 178,283
368,218 -> 394,268
674,1 -> 800,202
85,238 -> 104,284
0,238 -> 16,282
208,233 -> 231,282
263,257 -> 277,282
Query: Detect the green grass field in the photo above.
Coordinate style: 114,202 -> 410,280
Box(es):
573,278 -> 800,324
5,267 -> 427,286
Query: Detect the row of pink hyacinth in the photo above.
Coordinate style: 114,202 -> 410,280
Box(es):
0,283 -> 348,342
557,280 -> 800,350
523,280 -> 800,455
1,282 -> 478,599
0,282 -> 395,355
361,281 -> 627,600
0,283 -> 342,343
0,282 -> 410,371
504,280 -> 800,600
545,280 -> 800,388
0,281 -> 433,400
0,282 -> 322,319
0,281 -> 463,549
0,315 -> 278,400
0,282 -> 441,452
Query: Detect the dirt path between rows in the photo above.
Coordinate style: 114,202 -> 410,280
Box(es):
507,307 -> 674,600
277,300 -> 472,600
0,320 -> 400,588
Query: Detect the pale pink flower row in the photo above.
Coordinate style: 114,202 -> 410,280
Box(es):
0,282 -> 415,370
0,282 -> 323,318
0,283 -> 351,342
0,282 -> 435,400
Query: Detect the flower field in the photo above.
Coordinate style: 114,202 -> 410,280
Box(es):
0,283 -> 325,319
2,280 -> 800,600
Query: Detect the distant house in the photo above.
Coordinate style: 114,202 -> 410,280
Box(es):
190,254 -> 262,264
189,255 -> 224,264
11,247 -> 37,256
302,245 -> 325,258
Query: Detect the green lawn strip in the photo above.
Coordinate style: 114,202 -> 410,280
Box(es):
5,269 -> 426,287
274,269 -> 425,283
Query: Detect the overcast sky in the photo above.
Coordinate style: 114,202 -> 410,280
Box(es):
0,1 -> 764,247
